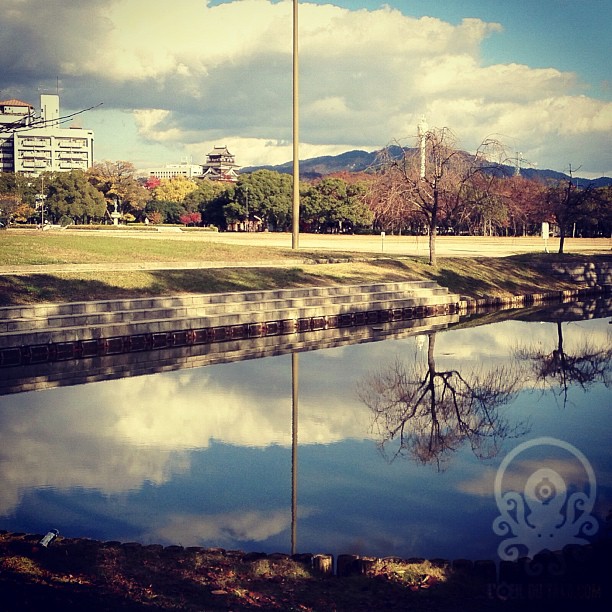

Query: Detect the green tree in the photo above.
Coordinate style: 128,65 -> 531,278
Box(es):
235,170 -> 293,231
302,177 -> 373,233
184,180 -> 229,228
45,170 -> 107,223
145,200 -> 187,224
0,172 -> 45,213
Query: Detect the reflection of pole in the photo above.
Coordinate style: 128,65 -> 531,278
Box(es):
292,0 -> 300,249
291,351 -> 299,555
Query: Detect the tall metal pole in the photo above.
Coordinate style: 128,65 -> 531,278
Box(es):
292,0 -> 300,249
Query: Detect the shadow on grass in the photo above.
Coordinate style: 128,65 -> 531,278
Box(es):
0,253 -> 608,306
0,266 -> 387,306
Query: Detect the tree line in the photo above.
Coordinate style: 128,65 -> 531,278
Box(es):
1,129 -> 610,260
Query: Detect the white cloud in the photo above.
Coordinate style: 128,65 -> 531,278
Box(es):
2,0 -> 610,173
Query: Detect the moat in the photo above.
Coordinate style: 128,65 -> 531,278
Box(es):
1,299 -> 610,565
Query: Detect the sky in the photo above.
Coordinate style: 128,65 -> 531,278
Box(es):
1,0 -> 610,177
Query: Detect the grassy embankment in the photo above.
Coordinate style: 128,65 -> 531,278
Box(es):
0,232 -> 609,306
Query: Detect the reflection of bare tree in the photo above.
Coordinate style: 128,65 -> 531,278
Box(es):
515,322 -> 612,406
359,332 -> 528,470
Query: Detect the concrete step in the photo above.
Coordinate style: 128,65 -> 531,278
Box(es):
0,287 -> 452,333
0,280 -> 441,319
0,281 -> 461,349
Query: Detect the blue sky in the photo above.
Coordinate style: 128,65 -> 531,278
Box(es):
1,0 -> 610,176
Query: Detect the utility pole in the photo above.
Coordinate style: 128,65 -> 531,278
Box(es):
292,0 -> 300,249
36,175 -> 46,227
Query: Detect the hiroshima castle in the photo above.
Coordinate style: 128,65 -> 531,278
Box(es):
145,146 -> 240,182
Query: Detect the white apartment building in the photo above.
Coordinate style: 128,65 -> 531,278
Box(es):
0,98 -> 34,172
145,163 -> 205,180
0,94 -> 94,176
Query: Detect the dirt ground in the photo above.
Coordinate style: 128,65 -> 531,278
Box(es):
1,531 -> 610,611
188,232 -> 612,258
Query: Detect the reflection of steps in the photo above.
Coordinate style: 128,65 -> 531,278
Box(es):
0,281 -> 460,351
0,313 -> 459,395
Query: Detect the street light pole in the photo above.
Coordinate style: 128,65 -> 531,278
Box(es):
36,175 -> 46,227
291,0 -> 300,249
245,185 -> 249,232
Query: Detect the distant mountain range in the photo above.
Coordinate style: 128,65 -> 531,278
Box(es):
241,148 -> 612,188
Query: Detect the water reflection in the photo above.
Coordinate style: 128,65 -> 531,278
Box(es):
359,331 -> 529,470
0,303 -> 610,562
515,320 -> 612,405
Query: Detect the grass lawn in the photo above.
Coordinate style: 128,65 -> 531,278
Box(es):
0,231 -> 302,265
0,231 -> 609,305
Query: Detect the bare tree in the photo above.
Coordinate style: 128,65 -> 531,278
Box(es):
358,332 -> 528,470
545,168 -> 596,253
371,129 -> 507,265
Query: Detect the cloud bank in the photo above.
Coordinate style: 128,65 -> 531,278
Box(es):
1,0 -> 610,174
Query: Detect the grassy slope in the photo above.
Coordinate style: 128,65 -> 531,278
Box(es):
0,232 -> 609,306
0,255 -> 609,307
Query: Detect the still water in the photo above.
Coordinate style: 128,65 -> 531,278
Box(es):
1,304 -> 611,563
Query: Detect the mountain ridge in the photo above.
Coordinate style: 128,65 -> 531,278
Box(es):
241,148 -> 612,188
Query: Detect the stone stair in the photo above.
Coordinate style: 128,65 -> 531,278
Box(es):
0,280 -> 462,394
0,281 -> 460,351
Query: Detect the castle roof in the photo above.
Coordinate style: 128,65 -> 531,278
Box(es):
207,145 -> 233,157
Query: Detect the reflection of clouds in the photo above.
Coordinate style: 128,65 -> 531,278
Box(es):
458,459 -> 593,498
0,354 -> 372,516
108,365 -> 371,449
0,381 -> 193,513
1,316 -> 608,525
151,508 -> 303,547
436,321 -> 611,364
0,416 -> 190,514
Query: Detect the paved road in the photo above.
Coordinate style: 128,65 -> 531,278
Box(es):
34,228 -> 611,257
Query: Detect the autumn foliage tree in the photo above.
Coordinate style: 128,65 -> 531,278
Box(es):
152,176 -> 199,205
498,175 -> 547,236
179,211 -> 202,226
87,161 -> 148,219
372,129 -> 507,265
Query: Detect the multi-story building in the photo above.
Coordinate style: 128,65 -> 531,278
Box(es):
0,98 -> 34,173
145,163 -> 205,180
0,94 -> 94,176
